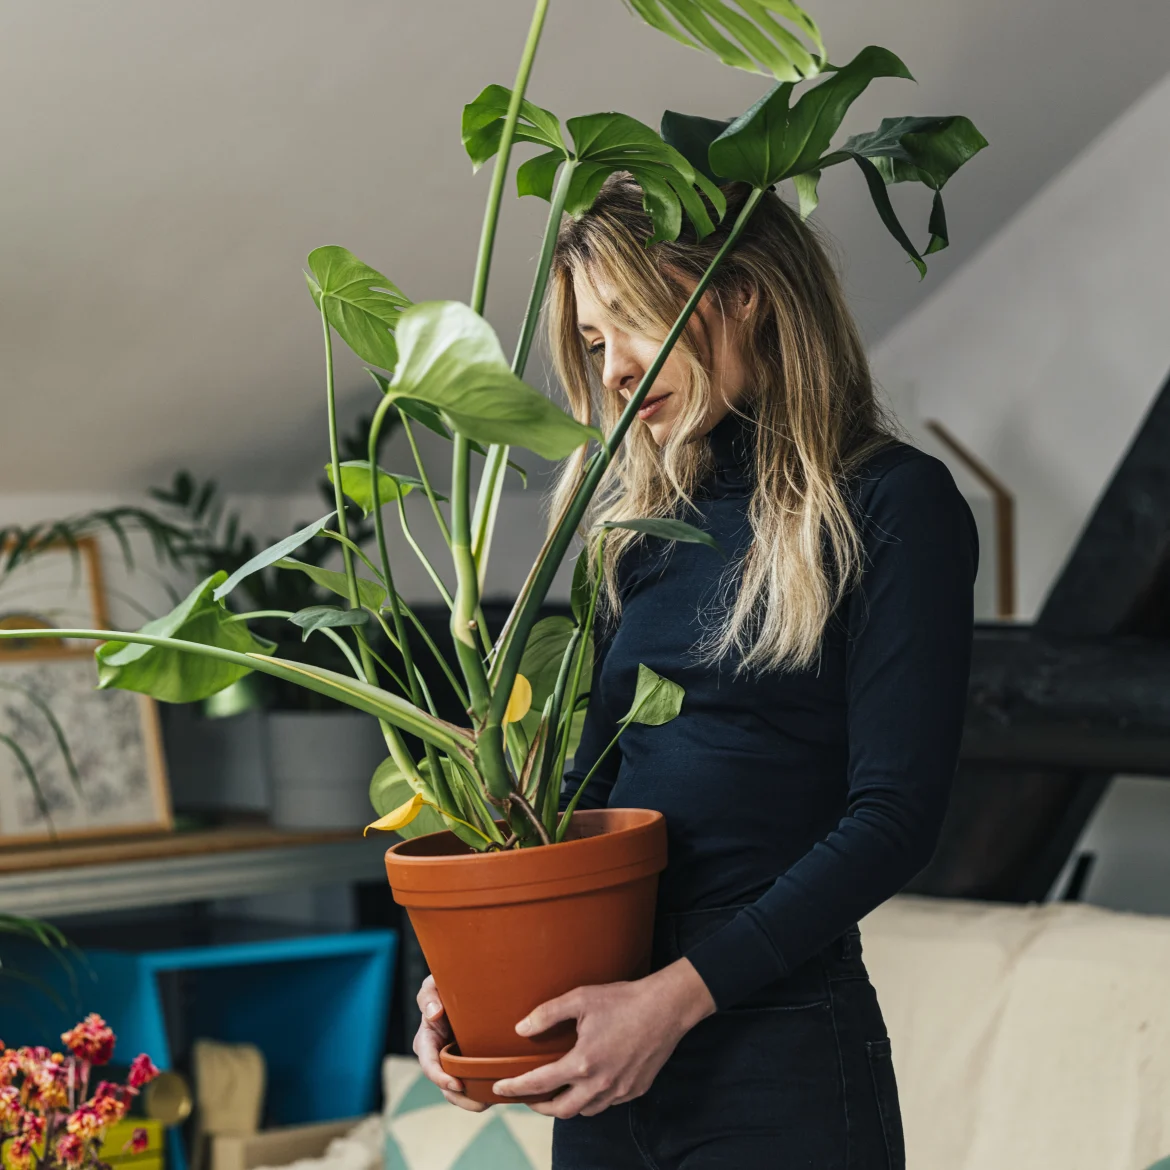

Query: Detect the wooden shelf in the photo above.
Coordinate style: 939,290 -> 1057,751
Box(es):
0,827 -> 390,918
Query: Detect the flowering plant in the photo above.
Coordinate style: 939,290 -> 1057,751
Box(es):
0,1015 -> 159,1170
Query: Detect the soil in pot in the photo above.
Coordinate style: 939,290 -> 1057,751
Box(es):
384,808 -> 667,1104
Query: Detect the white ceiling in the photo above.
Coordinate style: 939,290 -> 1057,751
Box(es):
3,0 -> 1169,492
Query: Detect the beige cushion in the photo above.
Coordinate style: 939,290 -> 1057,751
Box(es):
862,895 -> 1170,1170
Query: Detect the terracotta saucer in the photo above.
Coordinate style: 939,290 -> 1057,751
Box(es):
439,1043 -> 570,1105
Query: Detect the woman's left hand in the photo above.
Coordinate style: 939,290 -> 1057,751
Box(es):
492,957 -> 716,1119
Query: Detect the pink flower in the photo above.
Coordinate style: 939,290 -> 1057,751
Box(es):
127,1054 -> 159,1091
91,1081 -> 129,1125
0,1084 -> 21,1126
0,1046 -> 19,1086
61,1014 -> 115,1066
20,1112 -> 45,1143
8,1134 -> 33,1170
124,1128 -> 150,1156
55,1133 -> 85,1166
65,1103 -> 103,1141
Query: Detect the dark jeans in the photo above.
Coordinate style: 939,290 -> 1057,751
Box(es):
552,905 -> 905,1170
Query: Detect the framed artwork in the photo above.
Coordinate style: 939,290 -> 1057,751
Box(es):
0,538 -> 172,843
0,537 -> 110,659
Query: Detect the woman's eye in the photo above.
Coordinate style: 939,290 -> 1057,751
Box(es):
587,343 -> 605,357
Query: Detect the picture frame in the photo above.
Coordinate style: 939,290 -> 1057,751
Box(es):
0,538 -> 173,844
0,536 -> 110,660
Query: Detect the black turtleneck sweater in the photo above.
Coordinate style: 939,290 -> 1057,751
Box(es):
562,410 -> 979,1011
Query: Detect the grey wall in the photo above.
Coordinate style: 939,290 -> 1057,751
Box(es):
3,0 -> 1170,495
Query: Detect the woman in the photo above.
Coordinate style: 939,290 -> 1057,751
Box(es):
414,175 -> 978,1168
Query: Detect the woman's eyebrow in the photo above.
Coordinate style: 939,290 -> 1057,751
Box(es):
577,322 -> 599,334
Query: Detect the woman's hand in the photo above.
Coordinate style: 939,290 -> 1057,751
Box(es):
492,958 -> 716,1119
413,975 -> 490,1112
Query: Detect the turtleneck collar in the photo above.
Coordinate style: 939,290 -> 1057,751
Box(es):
703,407 -> 756,497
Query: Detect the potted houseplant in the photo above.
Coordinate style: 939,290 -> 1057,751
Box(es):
1,0 -> 985,1102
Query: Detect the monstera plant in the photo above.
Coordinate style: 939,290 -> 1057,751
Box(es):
0,0 -> 985,854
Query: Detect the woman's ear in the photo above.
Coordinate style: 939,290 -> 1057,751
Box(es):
733,282 -> 757,321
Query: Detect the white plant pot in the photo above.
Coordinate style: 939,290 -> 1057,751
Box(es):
266,711 -> 386,830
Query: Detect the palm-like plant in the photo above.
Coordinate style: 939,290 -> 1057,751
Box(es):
0,0 -> 985,850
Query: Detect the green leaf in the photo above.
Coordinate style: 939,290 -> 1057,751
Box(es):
517,617 -> 585,741
660,109 -> 734,185
602,517 -> 723,555
624,0 -> 824,81
621,663 -> 684,726
369,756 -> 481,847
791,169 -> 821,218
835,115 -> 988,254
324,460 -> 442,517
563,112 -> 727,244
386,301 -> 601,460
709,46 -> 913,189
96,573 -> 276,703
275,558 -> 387,612
467,88 -> 725,244
461,83 -> 567,171
289,605 -> 369,642
848,152 -> 926,278
305,246 -> 410,371
212,512 -> 335,602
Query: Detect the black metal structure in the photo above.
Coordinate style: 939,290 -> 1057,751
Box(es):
909,369 -> 1170,901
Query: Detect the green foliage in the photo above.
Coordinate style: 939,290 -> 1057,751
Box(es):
96,573 -> 276,703
305,246 -> 411,371
276,558 -> 387,611
623,0 -> 825,81
290,605 -> 370,641
326,461 -> 437,517
463,87 -> 726,244
602,517 -> 723,555
623,663 -> 686,726
385,300 -> 601,459
663,45 -> 987,276
213,513 -> 336,602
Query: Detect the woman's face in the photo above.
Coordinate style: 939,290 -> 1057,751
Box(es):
572,268 -> 751,447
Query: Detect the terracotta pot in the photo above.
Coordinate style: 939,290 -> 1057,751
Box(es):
384,808 -> 667,1103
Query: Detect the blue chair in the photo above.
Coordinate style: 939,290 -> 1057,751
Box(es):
0,927 -> 397,1170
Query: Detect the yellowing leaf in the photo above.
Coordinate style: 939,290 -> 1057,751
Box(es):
503,673 -> 532,725
364,792 -> 425,835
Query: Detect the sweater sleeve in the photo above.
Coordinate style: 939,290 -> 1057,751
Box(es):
684,453 -> 979,1010
559,619 -> 621,813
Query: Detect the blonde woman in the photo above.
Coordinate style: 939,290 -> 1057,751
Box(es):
415,175 -> 978,1169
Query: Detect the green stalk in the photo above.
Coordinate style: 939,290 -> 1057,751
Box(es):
472,160 -> 578,585
399,412 -> 452,544
488,187 -> 767,727
2,627 -> 475,756
457,0 -> 551,816
469,0 -> 550,316
396,491 -> 453,606
367,396 -> 458,815
321,304 -> 422,781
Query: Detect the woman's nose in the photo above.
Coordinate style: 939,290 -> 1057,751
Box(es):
602,346 -> 642,398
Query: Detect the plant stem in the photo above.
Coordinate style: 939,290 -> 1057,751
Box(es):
488,187 -> 767,728
399,412 -> 452,544
322,304 -> 422,778
472,160 -> 578,585
469,0 -> 551,317
367,395 -> 456,812
396,492 -> 453,606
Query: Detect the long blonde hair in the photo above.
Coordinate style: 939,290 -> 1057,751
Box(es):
546,174 -> 900,674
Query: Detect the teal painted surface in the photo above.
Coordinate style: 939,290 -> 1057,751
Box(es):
450,1116 -> 535,1170
392,1072 -> 447,1116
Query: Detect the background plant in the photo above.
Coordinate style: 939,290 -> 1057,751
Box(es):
0,0 -> 985,851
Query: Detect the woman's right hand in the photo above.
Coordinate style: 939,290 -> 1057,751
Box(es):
414,975 -> 490,1112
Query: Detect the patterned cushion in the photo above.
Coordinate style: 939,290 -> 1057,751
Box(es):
382,1056 -> 552,1170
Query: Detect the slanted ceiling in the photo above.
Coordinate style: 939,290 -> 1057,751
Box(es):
3,0 -> 1169,491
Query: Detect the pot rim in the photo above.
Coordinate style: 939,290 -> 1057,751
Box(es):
383,807 -> 667,903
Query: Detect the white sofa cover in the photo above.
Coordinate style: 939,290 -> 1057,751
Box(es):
862,895 -> 1170,1170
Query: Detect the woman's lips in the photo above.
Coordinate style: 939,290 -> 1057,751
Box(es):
637,393 -> 670,420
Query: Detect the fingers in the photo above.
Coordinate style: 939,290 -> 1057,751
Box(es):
492,1051 -> 578,1101
441,1088 -> 490,1113
416,974 -> 446,1025
515,988 -> 584,1038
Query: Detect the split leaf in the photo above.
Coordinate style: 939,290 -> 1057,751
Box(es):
96,573 -> 275,703
306,246 -> 411,371
212,513 -> 335,602
289,605 -> 370,642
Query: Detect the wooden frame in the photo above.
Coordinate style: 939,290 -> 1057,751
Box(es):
0,536 -> 111,661
0,538 -> 172,844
